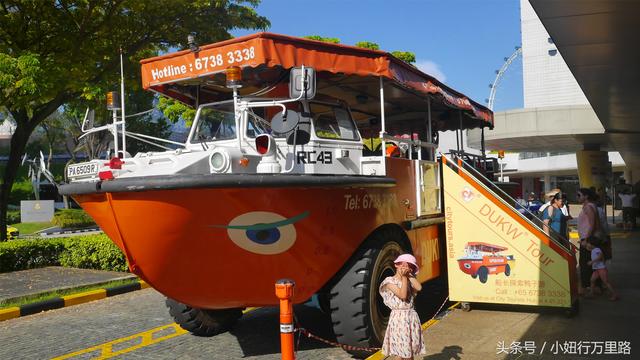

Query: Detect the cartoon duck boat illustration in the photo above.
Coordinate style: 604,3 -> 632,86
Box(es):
457,242 -> 514,283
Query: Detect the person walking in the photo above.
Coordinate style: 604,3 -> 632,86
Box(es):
577,188 -> 602,295
379,254 -> 426,360
542,192 -> 569,245
618,189 -> 636,230
584,240 -> 619,301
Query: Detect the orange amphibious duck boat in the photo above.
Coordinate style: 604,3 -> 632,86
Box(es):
59,33 -> 493,355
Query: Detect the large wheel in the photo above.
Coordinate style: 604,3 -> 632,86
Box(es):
166,298 -> 243,336
326,226 -> 409,358
478,266 -> 488,284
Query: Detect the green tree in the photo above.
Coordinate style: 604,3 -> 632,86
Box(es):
304,35 -> 341,44
391,51 -> 416,64
0,1 -> 269,240
355,41 -> 380,50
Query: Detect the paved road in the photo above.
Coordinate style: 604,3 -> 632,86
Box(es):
0,280 -> 448,359
0,289 -> 349,359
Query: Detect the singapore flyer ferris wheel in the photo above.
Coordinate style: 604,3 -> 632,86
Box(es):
486,46 -> 522,111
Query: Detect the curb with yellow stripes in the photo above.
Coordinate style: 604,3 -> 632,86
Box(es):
0,280 -> 149,322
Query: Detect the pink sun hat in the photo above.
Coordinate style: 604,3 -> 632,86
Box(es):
394,254 -> 419,274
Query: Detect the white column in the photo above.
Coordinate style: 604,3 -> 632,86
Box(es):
543,174 -> 551,192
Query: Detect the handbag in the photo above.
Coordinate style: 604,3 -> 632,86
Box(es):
586,203 -> 604,246
601,235 -> 613,260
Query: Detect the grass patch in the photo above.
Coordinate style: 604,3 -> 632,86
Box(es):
10,222 -> 55,235
0,277 -> 138,309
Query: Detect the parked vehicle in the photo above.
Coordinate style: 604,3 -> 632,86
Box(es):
6,225 -> 18,240
59,33 -> 492,356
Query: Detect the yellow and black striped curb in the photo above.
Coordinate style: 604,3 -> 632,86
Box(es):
0,280 -> 149,322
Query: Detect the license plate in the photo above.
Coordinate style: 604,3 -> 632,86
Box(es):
67,162 -> 99,178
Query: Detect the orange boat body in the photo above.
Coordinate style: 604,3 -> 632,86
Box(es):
457,256 -> 508,276
73,158 -> 442,309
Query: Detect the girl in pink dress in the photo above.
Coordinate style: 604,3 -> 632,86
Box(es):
379,254 -> 426,359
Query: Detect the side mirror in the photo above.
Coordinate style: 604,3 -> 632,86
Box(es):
289,67 -> 316,99
271,110 -> 301,135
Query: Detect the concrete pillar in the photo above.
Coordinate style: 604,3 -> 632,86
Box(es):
576,150 -> 610,201
543,174 -> 551,192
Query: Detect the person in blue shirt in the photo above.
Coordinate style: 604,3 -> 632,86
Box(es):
542,192 -> 568,243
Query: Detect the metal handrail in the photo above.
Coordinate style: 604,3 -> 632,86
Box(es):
444,154 -> 574,254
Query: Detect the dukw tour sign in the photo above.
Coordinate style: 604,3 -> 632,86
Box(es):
442,162 -> 575,307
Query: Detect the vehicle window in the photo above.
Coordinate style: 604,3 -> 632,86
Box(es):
192,108 -> 236,143
246,109 -> 284,138
311,103 -> 359,140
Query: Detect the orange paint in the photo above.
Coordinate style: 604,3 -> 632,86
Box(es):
275,280 -> 295,360
73,158 -> 442,309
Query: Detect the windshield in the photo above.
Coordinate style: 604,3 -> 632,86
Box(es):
191,102 -> 300,143
311,103 -> 359,141
192,108 -> 236,143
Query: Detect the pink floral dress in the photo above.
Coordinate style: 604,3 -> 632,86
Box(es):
379,276 -> 426,358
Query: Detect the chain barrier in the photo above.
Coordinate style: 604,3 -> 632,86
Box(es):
292,295 -> 454,354
295,328 -> 381,353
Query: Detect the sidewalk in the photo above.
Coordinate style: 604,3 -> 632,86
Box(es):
420,228 -> 640,359
0,266 -> 145,321
0,267 -> 134,304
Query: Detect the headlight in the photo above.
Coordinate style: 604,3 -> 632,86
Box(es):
210,150 -> 230,173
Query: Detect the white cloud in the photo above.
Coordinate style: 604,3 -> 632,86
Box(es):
415,60 -> 447,83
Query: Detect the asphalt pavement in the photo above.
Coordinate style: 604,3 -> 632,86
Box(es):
0,227 -> 637,359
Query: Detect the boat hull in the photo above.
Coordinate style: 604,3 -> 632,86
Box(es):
66,160 -> 443,309
457,257 -> 508,277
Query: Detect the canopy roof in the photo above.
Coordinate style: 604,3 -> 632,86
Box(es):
140,32 -> 493,131
466,242 -> 508,252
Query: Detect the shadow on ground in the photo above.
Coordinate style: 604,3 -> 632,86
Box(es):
229,277 -> 451,358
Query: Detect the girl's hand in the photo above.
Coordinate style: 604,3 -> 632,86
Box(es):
401,267 -> 412,277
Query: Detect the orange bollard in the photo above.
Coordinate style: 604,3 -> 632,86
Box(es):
275,279 -> 295,360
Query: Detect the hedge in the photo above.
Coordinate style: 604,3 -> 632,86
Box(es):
59,236 -> 128,272
52,209 -> 97,229
0,238 -> 66,271
0,234 -> 128,273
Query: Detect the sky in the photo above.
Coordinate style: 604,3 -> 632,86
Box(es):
232,0 -> 524,112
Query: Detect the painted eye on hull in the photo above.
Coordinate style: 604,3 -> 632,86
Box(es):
211,211 -> 309,255
246,227 -> 281,245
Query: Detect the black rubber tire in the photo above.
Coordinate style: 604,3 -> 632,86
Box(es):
505,264 -> 511,277
327,226 -> 408,359
478,266 -> 488,284
471,273 -> 477,279
165,298 -> 243,336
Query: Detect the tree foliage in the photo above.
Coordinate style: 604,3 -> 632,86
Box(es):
355,41 -> 380,50
391,51 -> 416,64
313,38 -> 416,64
157,97 -> 196,126
304,35 -> 341,44
0,0 -> 270,240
